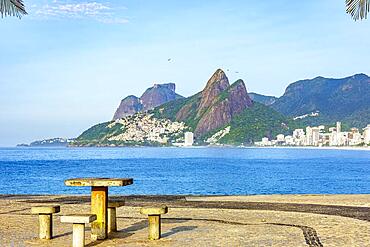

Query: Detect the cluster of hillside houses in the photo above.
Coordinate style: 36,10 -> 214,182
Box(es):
255,122 -> 370,147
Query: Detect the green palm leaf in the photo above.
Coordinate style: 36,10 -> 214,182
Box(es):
346,0 -> 370,20
0,0 -> 27,19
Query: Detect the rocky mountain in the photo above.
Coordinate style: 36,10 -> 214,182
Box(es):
72,70 -> 370,146
271,74 -> 370,127
75,69 -> 298,146
113,83 -> 183,120
113,95 -> 142,120
152,69 -> 296,144
154,69 -> 253,137
249,93 -> 277,106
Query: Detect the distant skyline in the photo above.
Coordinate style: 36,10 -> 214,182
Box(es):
1,0 -> 370,146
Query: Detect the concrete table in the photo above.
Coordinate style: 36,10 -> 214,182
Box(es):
65,178 -> 133,240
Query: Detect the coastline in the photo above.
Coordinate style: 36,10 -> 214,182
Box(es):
11,145 -> 370,151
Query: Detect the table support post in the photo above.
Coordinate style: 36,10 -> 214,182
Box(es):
39,213 -> 52,240
148,215 -> 161,240
91,186 -> 108,240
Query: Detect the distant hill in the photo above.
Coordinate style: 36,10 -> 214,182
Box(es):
76,69 -> 297,146
271,74 -> 370,127
73,113 -> 190,147
113,83 -> 183,120
152,69 -> 298,144
75,70 -> 370,146
249,92 -> 277,106
152,69 -> 253,137
17,138 -> 75,147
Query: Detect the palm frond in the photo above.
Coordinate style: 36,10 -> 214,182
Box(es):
0,0 -> 27,19
346,0 -> 370,20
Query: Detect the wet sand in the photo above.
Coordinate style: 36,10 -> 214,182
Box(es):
0,194 -> 369,246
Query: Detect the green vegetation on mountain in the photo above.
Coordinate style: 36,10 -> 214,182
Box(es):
151,70 -> 300,144
248,93 -> 277,106
75,70 -> 369,147
203,103 -> 302,145
152,93 -> 201,130
76,122 -> 123,144
152,70 -> 254,138
271,74 -> 370,128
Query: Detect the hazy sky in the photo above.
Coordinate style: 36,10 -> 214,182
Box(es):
0,0 -> 370,146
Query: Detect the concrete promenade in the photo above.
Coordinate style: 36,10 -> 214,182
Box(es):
0,194 -> 369,246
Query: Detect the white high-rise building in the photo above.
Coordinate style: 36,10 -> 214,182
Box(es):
293,129 -> 305,146
184,132 -> 194,146
311,127 -> 320,146
336,122 -> 341,133
329,131 -> 338,146
305,126 -> 313,146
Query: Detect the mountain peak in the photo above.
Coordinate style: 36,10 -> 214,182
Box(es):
113,95 -> 142,120
272,74 -> 370,127
113,83 -> 183,120
205,69 -> 228,87
352,73 -> 369,80
197,69 -> 230,115
194,77 -> 253,136
152,83 -> 176,92
141,83 -> 183,111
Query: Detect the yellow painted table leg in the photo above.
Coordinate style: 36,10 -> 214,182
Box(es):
91,186 -> 108,240
148,215 -> 161,240
39,214 -> 52,240
108,207 -> 117,233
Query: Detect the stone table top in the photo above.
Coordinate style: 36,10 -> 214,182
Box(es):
64,178 -> 133,187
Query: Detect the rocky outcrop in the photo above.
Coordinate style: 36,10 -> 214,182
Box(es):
113,83 -> 183,120
197,69 -> 230,117
113,95 -> 142,120
194,79 -> 253,136
141,83 -> 182,111
170,69 -> 253,137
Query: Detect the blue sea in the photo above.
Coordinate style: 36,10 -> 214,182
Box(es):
0,147 -> 369,195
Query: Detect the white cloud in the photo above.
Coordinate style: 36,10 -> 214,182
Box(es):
34,1 -> 129,24
98,17 -> 129,24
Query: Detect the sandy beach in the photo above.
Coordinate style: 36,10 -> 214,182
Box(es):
0,194 -> 369,246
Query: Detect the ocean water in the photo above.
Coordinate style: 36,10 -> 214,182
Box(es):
0,147 -> 369,195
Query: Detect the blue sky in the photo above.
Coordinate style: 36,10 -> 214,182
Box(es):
0,0 -> 370,146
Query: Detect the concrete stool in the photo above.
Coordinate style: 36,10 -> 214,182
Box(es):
31,205 -> 60,240
108,201 -> 125,233
61,214 -> 97,247
140,206 -> 168,240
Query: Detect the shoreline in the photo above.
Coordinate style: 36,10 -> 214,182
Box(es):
9,145 -> 370,151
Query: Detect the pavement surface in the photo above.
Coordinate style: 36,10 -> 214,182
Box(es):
0,194 -> 369,247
